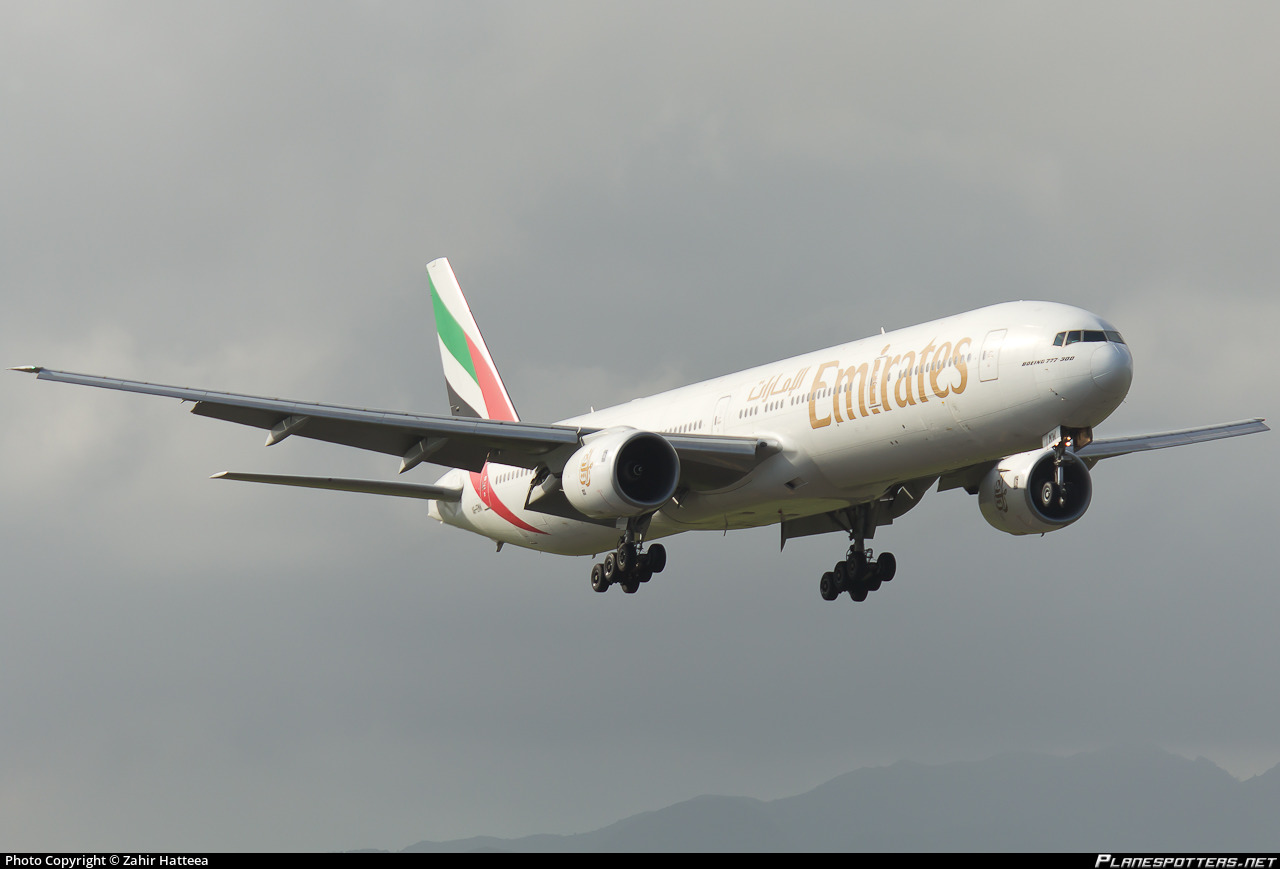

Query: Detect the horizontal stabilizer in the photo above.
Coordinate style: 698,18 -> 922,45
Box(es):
211,471 -> 462,501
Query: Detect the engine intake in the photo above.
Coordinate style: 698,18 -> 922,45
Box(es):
978,447 -> 1092,536
564,427 -> 681,519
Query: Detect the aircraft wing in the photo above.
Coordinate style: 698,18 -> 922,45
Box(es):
13,367 -> 777,485
1075,418 -> 1269,463
937,417 -> 1268,494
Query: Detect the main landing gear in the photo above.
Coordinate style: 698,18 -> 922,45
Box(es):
590,540 -> 666,594
819,538 -> 896,603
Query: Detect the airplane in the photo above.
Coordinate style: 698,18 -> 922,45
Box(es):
13,258 -> 1268,603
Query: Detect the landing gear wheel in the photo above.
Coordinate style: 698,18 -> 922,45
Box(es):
620,576 -> 640,594
646,544 -> 667,574
603,552 -> 618,581
876,552 -> 896,582
848,584 -> 869,602
819,571 -> 840,601
864,569 -> 883,593
616,543 -> 636,572
851,549 -> 870,574
833,561 -> 850,592
635,565 -> 653,584
1039,481 -> 1056,509
590,563 -> 609,593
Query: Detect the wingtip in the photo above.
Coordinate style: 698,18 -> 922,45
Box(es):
210,471 -> 230,479
9,365 -> 44,374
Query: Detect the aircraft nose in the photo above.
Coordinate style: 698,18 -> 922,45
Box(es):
1090,341 -> 1133,399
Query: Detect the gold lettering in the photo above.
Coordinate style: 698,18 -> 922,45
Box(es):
883,354 -> 902,410
808,361 -> 838,429
834,362 -> 870,421
930,341 -> 953,398
868,354 -> 884,413
770,371 -> 790,397
953,337 -> 972,394
916,339 -> 937,403
792,366 -> 809,394
894,350 -> 917,407
876,346 -> 893,413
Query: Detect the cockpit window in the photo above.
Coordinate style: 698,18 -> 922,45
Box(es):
1053,329 -> 1126,346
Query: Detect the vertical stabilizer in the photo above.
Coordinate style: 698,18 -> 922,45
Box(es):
426,258 -> 520,422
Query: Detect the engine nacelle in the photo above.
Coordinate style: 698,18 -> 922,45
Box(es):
978,447 -> 1092,536
564,427 -> 681,519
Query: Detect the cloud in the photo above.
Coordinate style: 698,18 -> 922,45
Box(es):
2,1 -> 1277,850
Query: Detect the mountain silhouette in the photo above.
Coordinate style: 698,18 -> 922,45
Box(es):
401,745 -> 1279,852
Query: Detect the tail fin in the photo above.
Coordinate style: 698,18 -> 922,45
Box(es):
426,258 -> 520,422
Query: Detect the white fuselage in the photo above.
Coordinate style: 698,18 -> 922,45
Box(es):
428,301 -> 1133,556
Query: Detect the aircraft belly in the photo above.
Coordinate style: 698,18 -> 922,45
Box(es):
655,495 -> 853,532
656,449 -> 876,533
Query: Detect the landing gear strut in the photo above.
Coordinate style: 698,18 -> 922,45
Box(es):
1042,427 -> 1091,511
818,531 -> 896,604
1046,434 -> 1072,510
588,521 -> 665,594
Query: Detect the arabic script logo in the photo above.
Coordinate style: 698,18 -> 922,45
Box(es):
993,475 -> 1008,513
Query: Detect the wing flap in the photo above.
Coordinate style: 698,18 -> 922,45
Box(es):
664,433 -> 782,489
192,401 -> 430,457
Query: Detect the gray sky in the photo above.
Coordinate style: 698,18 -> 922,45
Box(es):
3,1 -> 1278,851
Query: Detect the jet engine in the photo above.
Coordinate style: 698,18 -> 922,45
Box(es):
978,447 -> 1092,536
564,427 -> 681,519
